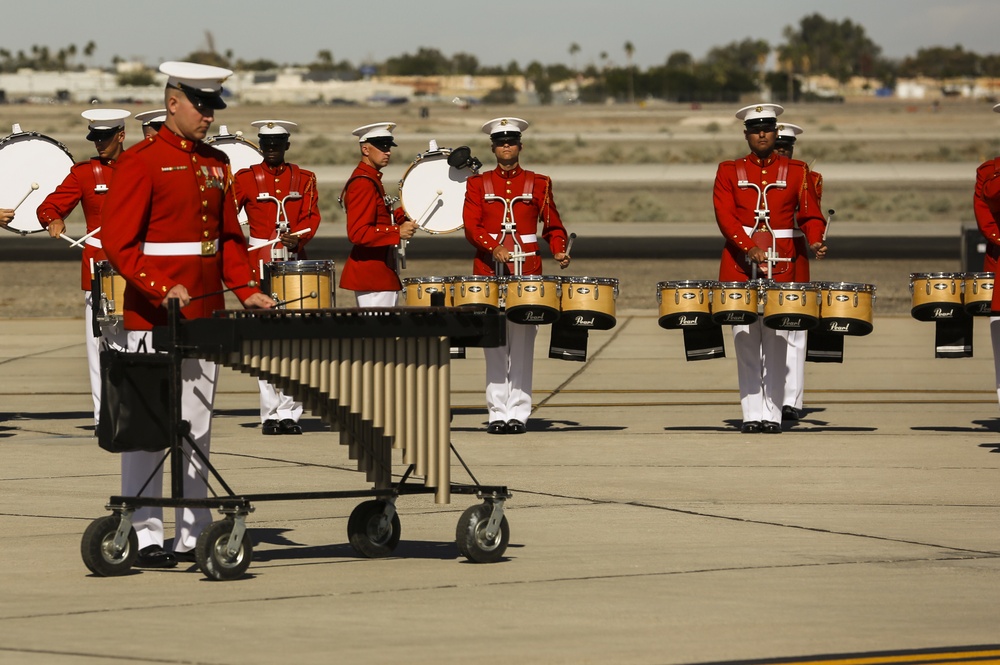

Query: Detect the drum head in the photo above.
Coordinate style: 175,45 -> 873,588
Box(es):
399,151 -> 476,234
206,134 -> 263,174
0,133 -> 74,235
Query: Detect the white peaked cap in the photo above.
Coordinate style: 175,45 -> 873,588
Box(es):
81,109 -> 131,130
481,117 -> 529,136
252,120 -> 298,136
776,122 -> 804,140
134,109 -> 167,125
735,103 -> 784,124
352,122 -> 396,143
159,61 -> 232,93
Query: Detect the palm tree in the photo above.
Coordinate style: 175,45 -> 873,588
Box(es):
624,41 -> 635,103
569,42 -> 580,74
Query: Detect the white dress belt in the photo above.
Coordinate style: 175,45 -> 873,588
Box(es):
85,237 -> 102,249
743,226 -> 803,239
489,233 -> 538,243
141,239 -> 219,256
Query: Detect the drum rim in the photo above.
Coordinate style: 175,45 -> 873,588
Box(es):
909,272 -> 962,279
502,275 -> 560,282
398,148 -> 470,235
0,131 -> 74,156
456,275 -> 499,282
816,281 -> 876,291
564,276 -> 620,285
402,275 -> 453,284
656,280 -> 712,287
205,133 -> 261,151
266,259 -> 336,274
766,282 -> 822,290
960,272 -> 994,279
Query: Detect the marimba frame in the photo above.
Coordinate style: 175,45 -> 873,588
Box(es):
80,301 -> 512,580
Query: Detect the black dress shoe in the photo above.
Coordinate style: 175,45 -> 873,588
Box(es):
279,419 -> 303,435
173,550 -> 197,564
486,421 -> 508,435
762,421 -> 782,434
136,545 -> 177,569
740,421 -> 762,434
781,405 -> 799,422
506,419 -> 527,434
262,419 -> 281,435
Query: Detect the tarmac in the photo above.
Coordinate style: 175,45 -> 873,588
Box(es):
0,159 -> 997,663
1,303 -> 998,664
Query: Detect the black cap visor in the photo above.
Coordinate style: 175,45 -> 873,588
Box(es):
172,82 -> 227,110
87,128 -> 120,142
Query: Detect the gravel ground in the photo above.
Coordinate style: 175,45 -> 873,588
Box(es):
0,257 -> 964,319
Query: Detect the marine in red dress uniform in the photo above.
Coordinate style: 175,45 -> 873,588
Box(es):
463,117 -> 570,434
101,62 -> 273,569
338,122 -> 417,307
773,122 -> 825,421
36,109 -> 131,427
714,104 -> 826,434
233,119 -> 321,435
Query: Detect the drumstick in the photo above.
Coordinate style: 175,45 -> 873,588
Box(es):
274,291 -> 318,308
59,233 -> 82,246
12,182 -> 39,211
565,232 -> 577,256
259,227 -> 311,250
190,280 -> 259,301
68,226 -> 101,248
822,209 -> 835,242
415,191 -> 443,228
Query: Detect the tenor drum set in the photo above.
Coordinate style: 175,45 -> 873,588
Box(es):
657,279 -> 876,361
908,271 -> 993,358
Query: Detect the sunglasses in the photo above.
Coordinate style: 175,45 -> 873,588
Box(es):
368,141 -> 394,152
492,137 -> 520,147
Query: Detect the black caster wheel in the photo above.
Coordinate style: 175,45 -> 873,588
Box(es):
347,500 -> 401,558
456,503 -> 509,563
81,514 -> 138,576
195,519 -> 253,581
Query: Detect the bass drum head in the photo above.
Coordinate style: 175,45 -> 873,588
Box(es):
399,151 -> 475,234
206,133 -> 263,226
0,133 -> 74,235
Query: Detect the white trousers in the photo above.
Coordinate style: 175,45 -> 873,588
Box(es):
84,292 -> 127,427
783,329 -> 806,410
258,380 -> 303,422
355,290 -> 399,308
119,330 -> 217,552
484,321 -> 537,423
732,320 -> 787,423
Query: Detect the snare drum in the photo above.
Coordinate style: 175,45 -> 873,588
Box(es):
266,260 -> 335,309
710,281 -> 760,325
452,275 -> 499,308
909,272 -> 962,321
0,130 -> 74,235
94,261 -> 126,323
817,282 -> 875,336
503,275 -> 561,324
961,272 -> 993,316
762,282 -> 821,330
560,276 -> 619,330
656,280 -> 712,329
402,276 -> 453,307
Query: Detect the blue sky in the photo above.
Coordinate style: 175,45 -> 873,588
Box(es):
6,0 -> 996,70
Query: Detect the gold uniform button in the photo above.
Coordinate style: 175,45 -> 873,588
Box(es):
202,200 -> 208,207
203,230 -> 210,237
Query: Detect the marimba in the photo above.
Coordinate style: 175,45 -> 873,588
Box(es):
82,304 -> 511,580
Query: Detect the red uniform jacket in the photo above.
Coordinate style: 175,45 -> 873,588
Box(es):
792,169 -> 824,282
233,162 -> 320,283
101,126 -> 260,330
714,153 -> 825,283
36,157 -> 116,290
974,157 -> 1000,273
338,162 -> 407,292
463,165 -> 568,276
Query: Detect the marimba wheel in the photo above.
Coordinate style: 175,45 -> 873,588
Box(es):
347,500 -> 402,558
80,514 -> 138,577
196,519 -> 253,581
456,502 -> 510,564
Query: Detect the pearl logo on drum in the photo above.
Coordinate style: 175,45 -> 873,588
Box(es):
573,316 -> 595,327
523,312 -> 546,322
779,317 -> 804,328
932,308 -> 954,318
678,315 -> 703,326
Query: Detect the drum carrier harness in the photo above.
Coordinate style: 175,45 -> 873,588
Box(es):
482,171 -> 536,277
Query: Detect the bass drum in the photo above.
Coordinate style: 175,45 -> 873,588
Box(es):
0,130 -> 74,235
398,149 -> 478,234
205,128 -> 262,225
